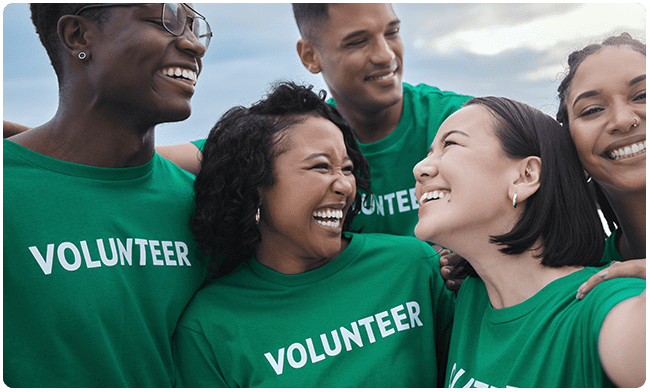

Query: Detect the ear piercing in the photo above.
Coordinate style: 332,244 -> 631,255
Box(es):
512,193 -> 518,209
78,51 -> 87,60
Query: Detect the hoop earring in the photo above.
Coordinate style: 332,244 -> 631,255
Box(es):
78,51 -> 87,60
632,117 -> 639,127
255,207 -> 260,224
512,193 -> 518,209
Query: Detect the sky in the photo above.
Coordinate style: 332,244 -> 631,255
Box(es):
2,3 -> 646,146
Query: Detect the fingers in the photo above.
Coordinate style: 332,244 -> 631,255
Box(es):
444,277 -> 464,292
576,259 -> 646,300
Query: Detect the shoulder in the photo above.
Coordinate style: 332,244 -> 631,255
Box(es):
403,82 -> 473,101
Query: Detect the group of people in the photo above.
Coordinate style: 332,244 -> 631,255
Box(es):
3,3 -> 645,388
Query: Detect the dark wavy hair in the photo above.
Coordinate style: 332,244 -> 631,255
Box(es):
556,33 -> 646,232
30,4 -> 112,83
191,81 -> 371,278
452,97 -> 606,278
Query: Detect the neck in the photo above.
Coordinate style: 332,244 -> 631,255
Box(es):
255,232 -> 349,275
604,187 -> 646,260
10,102 -> 157,168
333,98 -> 403,144
456,239 -> 582,309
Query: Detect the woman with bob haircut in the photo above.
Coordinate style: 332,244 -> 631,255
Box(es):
174,81 -> 456,388
414,96 -> 645,388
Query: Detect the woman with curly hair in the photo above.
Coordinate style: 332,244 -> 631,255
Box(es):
173,81 -> 455,387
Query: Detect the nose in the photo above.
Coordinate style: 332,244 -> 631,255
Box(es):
177,26 -> 207,59
608,99 -> 640,134
370,36 -> 395,65
333,172 -> 355,198
413,155 -> 438,182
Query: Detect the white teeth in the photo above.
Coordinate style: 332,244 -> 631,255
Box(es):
608,140 -> 646,160
368,71 -> 395,81
161,67 -> 198,84
419,191 -> 449,204
312,209 -> 344,227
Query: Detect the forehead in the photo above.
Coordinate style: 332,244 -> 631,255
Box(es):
569,46 -> 646,98
437,105 -> 494,138
323,4 -> 398,35
280,115 -> 347,154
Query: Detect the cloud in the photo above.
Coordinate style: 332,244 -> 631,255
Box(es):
416,4 -> 646,56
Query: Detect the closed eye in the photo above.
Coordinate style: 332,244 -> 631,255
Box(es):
579,106 -> 603,117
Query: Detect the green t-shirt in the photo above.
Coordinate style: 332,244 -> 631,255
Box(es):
174,232 -> 455,387
445,268 -> 645,388
194,83 -> 471,237
600,228 -> 622,264
3,140 -> 206,387
331,83 -> 472,236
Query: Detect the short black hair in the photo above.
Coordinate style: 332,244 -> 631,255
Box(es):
455,97 -> 605,276
191,81 -> 371,279
556,33 -> 646,232
30,3 -> 111,82
292,3 -> 330,45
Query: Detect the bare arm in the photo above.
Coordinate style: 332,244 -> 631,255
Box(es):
598,290 -> 646,387
4,121 -> 30,138
156,143 -> 203,175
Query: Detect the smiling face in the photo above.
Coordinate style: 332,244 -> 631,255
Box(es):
85,4 -> 205,125
258,115 -> 357,267
413,105 -> 520,248
311,3 -> 404,114
566,46 -> 646,195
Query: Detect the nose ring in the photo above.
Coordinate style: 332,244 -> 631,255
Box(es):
633,118 -> 639,127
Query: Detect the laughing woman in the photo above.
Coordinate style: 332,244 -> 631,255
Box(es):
173,82 -> 455,387
413,97 -> 645,388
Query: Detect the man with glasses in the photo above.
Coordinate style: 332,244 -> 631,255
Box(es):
4,3 -> 212,387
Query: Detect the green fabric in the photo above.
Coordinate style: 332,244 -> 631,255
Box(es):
445,268 -> 645,388
194,83 -> 471,237
191,138 -> 206,152
3,140 -> 206,387
330,83 -> 472,236
600,228 -> 622,265
174,232 -> 455,387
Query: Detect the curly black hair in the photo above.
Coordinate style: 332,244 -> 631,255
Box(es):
191,81 -> 371,279
556,33 -> 645,232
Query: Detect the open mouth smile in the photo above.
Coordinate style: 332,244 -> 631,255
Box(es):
419,190 -> 449,205
312,208 -> 344,229
160,67 -> 198,85
607,140 -> 646,160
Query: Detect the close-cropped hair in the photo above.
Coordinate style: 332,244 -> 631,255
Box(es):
191,81 -> 371,279
292,3 -> 330,45
457,97 -> 605,276
556,32 -> 646,232
30,3 -> 111,83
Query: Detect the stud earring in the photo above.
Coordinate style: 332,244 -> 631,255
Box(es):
255,207 -> 260,224
78,51 -> 87,60
512,193 -> 518,209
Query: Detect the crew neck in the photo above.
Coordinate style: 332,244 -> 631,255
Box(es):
4,139 -> 155,181
247,233 -> 365,287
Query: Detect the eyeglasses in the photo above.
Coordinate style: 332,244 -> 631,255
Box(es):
74,3 -> 213,50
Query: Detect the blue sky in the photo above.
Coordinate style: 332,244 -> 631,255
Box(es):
3,3 -> 646,146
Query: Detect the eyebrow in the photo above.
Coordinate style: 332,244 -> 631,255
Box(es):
572,74 -> 646,109
341,19 -> 400,42
302,153 -> 352,162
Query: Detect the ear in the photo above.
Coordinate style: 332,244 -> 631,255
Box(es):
508,156 -> 541,205
57,15 -> 93,61
296,38 -> 321,74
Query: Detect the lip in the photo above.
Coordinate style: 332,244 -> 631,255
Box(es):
158,64 -> 199,86
602,136 -> 646,161
365,64 -> 400,82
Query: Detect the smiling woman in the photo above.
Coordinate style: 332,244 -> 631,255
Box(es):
175,81 -> 456,387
